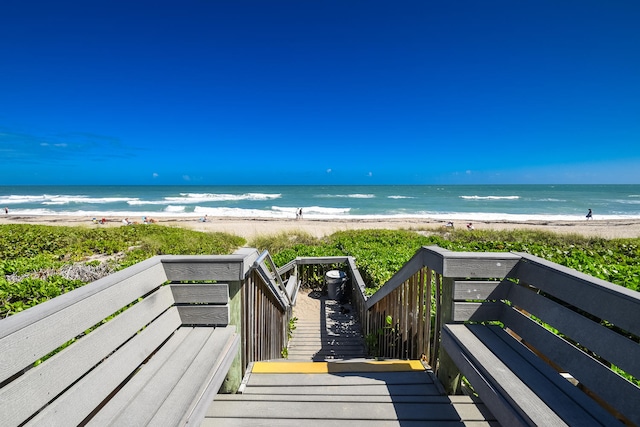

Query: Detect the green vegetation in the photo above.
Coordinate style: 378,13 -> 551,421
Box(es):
0,224 -> 245,317
2,224 -> 639,319
251,228 -> 640,293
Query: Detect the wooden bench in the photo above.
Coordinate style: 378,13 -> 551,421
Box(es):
0,256 -> 240,427
441,252 -> 640,426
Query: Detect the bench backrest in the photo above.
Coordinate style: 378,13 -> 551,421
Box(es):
450,253 -> 640,425
0,256 -> 231,426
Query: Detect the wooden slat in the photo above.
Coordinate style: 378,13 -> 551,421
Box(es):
170,283 -> 229,304
442,324 -> 564,427
0,286 -> 175,427
501,306 -> 640,425
203,419 -> 498,427
508,282 -> 640,379
161,255 -> 245,281
247,371 -> 433,387
160,328 -> 239,427
0,260 -> 168,384
468,325 -> 618,426
452,301 -> 504,322
453,280 -> 508,301
513,253 -> 640,337
26,308 -> 182,426
176,305 -> 229,325
208,400 -> 469,421
104,327 -> 214,426
87,327 -> 192,426
484,324 -> 622,424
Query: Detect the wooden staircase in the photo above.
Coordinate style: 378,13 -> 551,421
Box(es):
287,290 -> 367,360
205,360 -> 497,426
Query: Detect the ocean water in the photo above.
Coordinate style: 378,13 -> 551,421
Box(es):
1,185 -> 639,222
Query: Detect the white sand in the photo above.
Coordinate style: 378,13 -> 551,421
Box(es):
1,215 -> 639,240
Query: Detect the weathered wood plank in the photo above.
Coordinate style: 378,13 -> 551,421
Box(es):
87,327 -> 192,426
452,301 -> 503,322
170,283 -> 229,304
501,306 -> 640,425
161,255 -> 246,281
247,371 -> 434,387
105,327 -> 214,426
468,324 -> 618,426
442,324 -> 566,427
214,394 -> 452,403
0,260 -> 168,384
208,400 -> 466,421
513,253 -> 640,337
508,282 -> 640,379
203,419 -> 498,427
176,305 -> 229,326
0,286 -> 175,427
241,383 -> 442,396
26,308 -> 182,426
453,280 -> 507,301
149,327 -> 239,426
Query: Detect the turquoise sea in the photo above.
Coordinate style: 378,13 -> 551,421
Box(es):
1,185 -> 639,221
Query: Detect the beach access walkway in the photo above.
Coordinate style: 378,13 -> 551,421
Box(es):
206,290 -> 497,426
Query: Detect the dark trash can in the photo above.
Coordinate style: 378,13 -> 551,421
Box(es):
326,270 -> 347,300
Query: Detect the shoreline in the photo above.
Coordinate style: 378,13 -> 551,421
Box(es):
1,215 -> 640,240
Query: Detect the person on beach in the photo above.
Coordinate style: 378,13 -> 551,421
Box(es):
122,218 -> 131,225
586,209 -> 593,220
4,207 -> 7,214
298,208 -> 303,219
467,222 -> 474,230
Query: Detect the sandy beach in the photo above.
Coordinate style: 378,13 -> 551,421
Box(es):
2,214 -> 640,241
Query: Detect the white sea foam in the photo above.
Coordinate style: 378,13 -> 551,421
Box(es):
460,195 -> 520,200
165,193 -> 281,203
315,194 -> 376,199
164,205 -> 186,213
388,195 -> 414,199
0,194 -> 139,205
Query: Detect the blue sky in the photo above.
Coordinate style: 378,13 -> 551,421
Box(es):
1,1 -> 639,185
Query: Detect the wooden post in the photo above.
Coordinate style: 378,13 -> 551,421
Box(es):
436,277 -> 462,394
220,280 -> 243,393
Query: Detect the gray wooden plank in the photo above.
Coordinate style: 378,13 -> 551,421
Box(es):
161,255 -> 246,281
26,308 -> 182,427
513,253 -> 640,337
176,305 -> 229,325
248,371 -> 434,387
149,327 -> 239,426
87,327 -> 192,426
452,301 -> 503,322
106,327 -> 214,426
453,280 -> 506,301
0,285 -> 175,427
0,256 -> 164,339
501,306 -> 640,425
208,400 -> 464,421
508,282 -> 640,380
214,394 -> 453,403
241,383 -> 442,396
170,283 -> 228,304
468,324 -> 615,426
0,260 -> 168,384
203,419 -> 498,427
442,324 -> 566,427
484,324 -> 622,425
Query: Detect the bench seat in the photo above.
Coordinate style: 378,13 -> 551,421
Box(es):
0,256 -> 241,427
88,324 -> 239,426
442,324 -> 619,427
